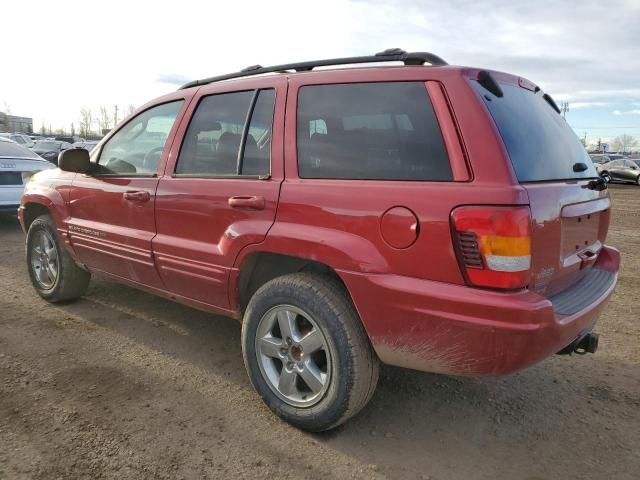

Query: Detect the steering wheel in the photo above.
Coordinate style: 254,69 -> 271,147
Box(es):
143,147 -> 164,170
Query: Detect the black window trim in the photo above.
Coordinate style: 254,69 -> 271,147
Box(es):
92,98 -> 185,178
171,173 -> 267,180
171,88 -> 275,180
84,170 -> 158,179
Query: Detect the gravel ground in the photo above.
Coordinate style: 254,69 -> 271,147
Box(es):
1,185 -> 639,480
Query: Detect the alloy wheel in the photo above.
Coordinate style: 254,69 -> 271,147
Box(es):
255,305 -> 332,407
30,230 -> 59,289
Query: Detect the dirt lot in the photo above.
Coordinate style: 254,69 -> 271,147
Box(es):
1,186 -> 638,480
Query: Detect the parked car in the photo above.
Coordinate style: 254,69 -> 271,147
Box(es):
19,49 -> 619,431
0,132 -> 35,148
71,140 -> 99,152
31,140 -> 72,164
597,159 -> 640,184
0,141 -> 54,214
589,154 -> 611,164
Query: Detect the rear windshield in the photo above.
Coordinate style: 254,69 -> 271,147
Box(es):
471,80 -> 597,182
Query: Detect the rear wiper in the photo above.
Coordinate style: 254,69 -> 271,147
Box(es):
573,162 -> 588,172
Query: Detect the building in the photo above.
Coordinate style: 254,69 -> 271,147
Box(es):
0,112 -> 33,133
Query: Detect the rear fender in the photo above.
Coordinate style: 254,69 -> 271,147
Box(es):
229,222 -> 389,312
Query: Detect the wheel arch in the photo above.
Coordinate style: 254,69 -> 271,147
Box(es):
233,251 -> 353,315
22,201 -> 53,231
21,193 -> 79,263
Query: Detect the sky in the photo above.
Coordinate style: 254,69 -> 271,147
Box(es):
1,0 -> 639,145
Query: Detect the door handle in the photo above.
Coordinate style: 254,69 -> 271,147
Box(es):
228,195 -> 265,210
123,191 -> 151,202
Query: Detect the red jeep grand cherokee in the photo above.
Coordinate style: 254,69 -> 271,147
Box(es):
19,49 -> 619,431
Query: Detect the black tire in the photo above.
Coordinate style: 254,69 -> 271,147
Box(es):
241,272 -> 379,431
26,214 -> 90,302
636,175 -> 640,186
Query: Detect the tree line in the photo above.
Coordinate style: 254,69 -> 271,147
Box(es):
38,104 -> 136,138
609,134 -> 638,153
78,104 -> 136,137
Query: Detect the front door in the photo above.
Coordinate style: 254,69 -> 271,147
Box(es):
68,99 -> 187,288
153,77 -> 286,309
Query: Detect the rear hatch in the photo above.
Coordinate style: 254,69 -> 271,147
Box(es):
470,74 -> 610,297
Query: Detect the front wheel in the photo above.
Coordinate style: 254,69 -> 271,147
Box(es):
241,272 -> 379,431
26,214 -> 90,302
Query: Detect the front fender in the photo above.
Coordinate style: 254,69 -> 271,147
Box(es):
21,171 -> 78,260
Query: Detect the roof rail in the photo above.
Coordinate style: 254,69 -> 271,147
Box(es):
178,48 -> 448,90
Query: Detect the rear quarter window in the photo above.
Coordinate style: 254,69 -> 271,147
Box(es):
471,79 -> 597,182
296,82 -> 452,181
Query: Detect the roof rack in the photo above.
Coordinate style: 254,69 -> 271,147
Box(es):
179,48 -> 448,90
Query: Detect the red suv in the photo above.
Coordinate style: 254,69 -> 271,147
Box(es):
19,49 -> 619,431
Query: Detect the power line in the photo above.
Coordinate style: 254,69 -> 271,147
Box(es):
570,126 -> 640,129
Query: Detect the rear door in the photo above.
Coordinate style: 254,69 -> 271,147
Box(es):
470,76 -> 610,296
153,76 -> 285,309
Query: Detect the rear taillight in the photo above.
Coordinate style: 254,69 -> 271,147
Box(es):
451,206 -> 532,289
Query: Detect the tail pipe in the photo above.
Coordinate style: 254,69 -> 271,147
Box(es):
557,332 -> 599,355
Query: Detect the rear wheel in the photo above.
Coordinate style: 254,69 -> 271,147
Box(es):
26,215 -> 90,302
241,272 -> 379,431
636,175 -> 640,186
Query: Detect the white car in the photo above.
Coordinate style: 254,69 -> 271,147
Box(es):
0,140 -> 54,214
0,132 -> 35,148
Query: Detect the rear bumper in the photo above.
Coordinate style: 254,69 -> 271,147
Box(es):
339,246 -> 620,376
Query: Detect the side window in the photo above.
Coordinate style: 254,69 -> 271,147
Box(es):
98,101 -> 183,175
297,82 -> 452,181
175,88 -> 275,176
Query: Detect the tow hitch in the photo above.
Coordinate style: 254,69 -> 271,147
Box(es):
557,332 -> 599,355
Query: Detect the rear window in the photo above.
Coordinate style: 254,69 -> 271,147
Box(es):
297,82 -> 452,181
471,80 -> 598,182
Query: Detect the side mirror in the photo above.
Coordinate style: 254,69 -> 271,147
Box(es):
59,148 -> 90,173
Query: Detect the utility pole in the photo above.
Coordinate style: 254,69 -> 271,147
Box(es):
113,105 -> 119,127
560,101 -> 570,118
